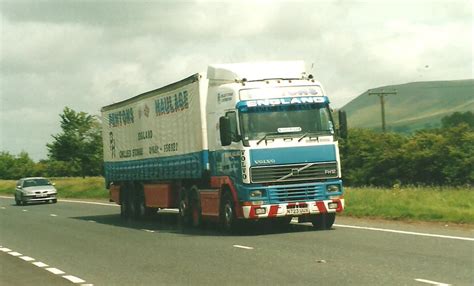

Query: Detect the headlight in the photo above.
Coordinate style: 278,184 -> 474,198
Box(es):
327,184 -> 340,193
249,190 -> 264,198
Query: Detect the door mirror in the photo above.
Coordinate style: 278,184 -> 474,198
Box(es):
338,110 -> 348,139
219,116 -> 232,146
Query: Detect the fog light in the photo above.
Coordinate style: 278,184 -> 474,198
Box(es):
250,190 -> 263,197
255,208 -> 266,215
327,184 -> 340,193
328,202 -> 338,209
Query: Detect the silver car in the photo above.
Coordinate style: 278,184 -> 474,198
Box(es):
15,177 -> 58,205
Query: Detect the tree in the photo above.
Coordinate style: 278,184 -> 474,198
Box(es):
441,111 -> 474,129
47,107 -> 103,177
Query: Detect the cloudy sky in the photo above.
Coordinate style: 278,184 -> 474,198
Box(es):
0,0 -> 472,161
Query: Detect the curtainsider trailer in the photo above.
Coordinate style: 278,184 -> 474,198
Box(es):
101,61 -> 347,231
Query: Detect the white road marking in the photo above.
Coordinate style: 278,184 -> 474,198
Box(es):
233,245 -> 254,250
20,256 -> 35,262
87,220 -> 96,223
142,229 -> 155,233
1,207 -> 6,209
46,267 -> 65,275
33,261 -> 49,267
22,209 -> 28,212
334,224 -> 474,242
50,214 -> 58,217
60,199 -> 119,207
3,244 -> 91,284
63,275 -> 86,283
415,278 -> 451,285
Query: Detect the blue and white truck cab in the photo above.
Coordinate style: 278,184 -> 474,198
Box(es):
206,61 -> 345,229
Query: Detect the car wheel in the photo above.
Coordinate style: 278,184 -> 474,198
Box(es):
311,213 -> 336,230
52,199 -> 57,204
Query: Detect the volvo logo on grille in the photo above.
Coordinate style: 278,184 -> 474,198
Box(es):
325,169 -> 337,175
291,168 -> 299,176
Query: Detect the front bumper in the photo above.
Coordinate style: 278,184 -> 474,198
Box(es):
242,198 -> 344,219
22,194 -> 57,203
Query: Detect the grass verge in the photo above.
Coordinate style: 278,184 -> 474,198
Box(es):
1,178 -> 472,224
0,177 -> 108,200
343,186 -> 474,224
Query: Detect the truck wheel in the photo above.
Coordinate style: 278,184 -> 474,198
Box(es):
120,186 -> 131,219
221,192 -> 237,232
178,191 -> 191,226
311,213 -> 335,230
190,188 -> 202,228
134,187 -> 147,219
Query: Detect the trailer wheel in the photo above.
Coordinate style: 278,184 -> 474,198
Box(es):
311,213 -> 335,230
221,192 -> 237,232
120,184 -> 132,219
134,185 -> 152,219
190,187 -> 202,228
178,189 -> 191,226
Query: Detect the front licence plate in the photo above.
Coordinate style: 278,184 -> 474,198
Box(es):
287,207 -> 309,215
36,194 -> 47,198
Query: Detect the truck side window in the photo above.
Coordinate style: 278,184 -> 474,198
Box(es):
225,111 -> 239,142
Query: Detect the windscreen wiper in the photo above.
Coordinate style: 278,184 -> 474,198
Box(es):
256,132 -> 281,145
297,131 -> 332,142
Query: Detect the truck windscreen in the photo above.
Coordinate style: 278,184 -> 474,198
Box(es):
239,103 -> 334,142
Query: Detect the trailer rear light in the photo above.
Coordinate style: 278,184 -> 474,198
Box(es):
328,202 -> 338,209
255,208 -> 266,215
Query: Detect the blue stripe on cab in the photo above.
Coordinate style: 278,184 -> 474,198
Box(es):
250,145 -> 336,166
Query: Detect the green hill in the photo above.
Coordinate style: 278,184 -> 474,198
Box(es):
341,79 -> 474,133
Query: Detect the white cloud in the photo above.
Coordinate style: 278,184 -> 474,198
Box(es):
0,0 -> 472,160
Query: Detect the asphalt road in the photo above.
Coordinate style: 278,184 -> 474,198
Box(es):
0,196 -> 473,286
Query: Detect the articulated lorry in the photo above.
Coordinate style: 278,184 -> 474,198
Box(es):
101,61 -> 347,231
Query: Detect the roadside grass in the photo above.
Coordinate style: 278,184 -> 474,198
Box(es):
0,177 -> 108,200
1,178 -> 473,224
343,186 -> 474,224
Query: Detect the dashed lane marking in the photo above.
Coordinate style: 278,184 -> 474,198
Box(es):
46,268 -> 65,275
20,256 -> 35,262
63,275 -> 86,283
233,245 -> 254,250
50,214 -> 58,217
33,261 -> 49,268
415,278 -> 451,285
1,244 -> 90,284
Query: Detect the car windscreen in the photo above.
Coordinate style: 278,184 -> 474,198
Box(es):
23,179 -> 51,187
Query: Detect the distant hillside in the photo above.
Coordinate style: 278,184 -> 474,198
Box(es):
341,79 -> 474,133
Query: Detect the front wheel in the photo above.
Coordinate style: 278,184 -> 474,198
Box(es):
221,193 -> 237,233
311,213 -> 336,230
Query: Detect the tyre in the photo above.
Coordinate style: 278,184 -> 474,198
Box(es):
311,213 -> 336,230
134,186 -> 147,219
52,199 -> 57,204
221,192 -> 237,233
190,188 -> 202,228
15,195 -> 21,206
178,190 -> 191,226
120,186 -> 131,219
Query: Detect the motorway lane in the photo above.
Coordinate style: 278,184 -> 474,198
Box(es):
0,197 -> 473,286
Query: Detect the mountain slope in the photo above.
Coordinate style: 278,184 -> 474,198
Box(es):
341,79 -> 474,132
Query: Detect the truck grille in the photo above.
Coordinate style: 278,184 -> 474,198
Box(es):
250,162 -> 338,183
269,184 -> 325,202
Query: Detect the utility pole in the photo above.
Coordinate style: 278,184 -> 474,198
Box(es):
368,89 -> 397,132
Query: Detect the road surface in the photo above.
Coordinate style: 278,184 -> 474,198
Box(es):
0,196 -> 472,285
